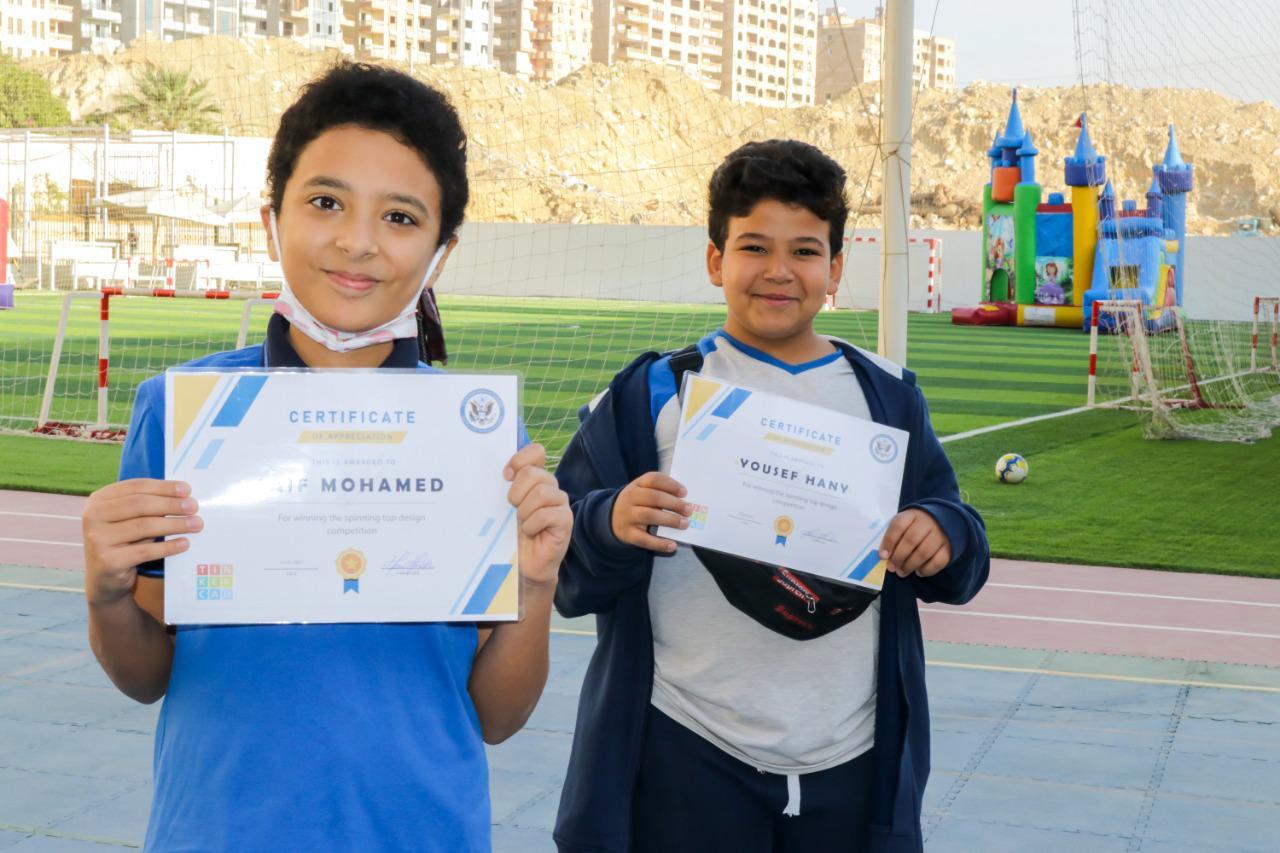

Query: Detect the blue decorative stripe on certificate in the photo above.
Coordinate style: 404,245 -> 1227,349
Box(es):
194,439 -> 224,470
696,423 -> 718,442
477,517 -> 495,537
847,549 -> 883,582
841,519 -> 886,578
462,564 -> 512,614
451,507 -> 516,614
710,387 -> 752,420
679,384 -> 734,440
212,375 -> 269,428
171,376 -> 238,474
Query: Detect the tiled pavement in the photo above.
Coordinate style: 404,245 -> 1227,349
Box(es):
2,564 -> 1278,852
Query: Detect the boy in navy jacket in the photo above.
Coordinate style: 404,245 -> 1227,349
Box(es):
553,140 -> 989,853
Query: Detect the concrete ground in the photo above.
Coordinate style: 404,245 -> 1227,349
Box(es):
1,560 -> 1278,852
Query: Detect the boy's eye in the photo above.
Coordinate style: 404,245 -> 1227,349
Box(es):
796,248 -> 821,257
309,195 -> 341,211
385,211 -> 418,227
741,244 -> 766,253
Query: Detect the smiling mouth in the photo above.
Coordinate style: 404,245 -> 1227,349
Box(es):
326,271 -> 380,292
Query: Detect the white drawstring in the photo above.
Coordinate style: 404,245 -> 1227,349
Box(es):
782,772 -> 801,817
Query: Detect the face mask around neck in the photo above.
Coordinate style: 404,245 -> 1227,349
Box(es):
267,208 -> 447,353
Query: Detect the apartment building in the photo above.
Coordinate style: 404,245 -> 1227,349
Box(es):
591,0 -> 724,93
494,0 -> 591,82
721,0 -> 817,107
0,0 -> 70,58
816,8 -> 955,102
119,0 -> 277,43
269,1 -> 322,44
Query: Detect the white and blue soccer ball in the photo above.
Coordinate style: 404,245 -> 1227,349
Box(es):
995,453 -> 1028,484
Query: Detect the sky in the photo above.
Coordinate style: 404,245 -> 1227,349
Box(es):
832,0 -> 1280,106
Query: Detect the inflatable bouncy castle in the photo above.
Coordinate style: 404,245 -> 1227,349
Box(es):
952,90 -> 1193,330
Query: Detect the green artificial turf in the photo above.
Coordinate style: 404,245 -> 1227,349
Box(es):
0,432 -> 121,495
944,408 -> 1280,577
2,293 -> 1275,576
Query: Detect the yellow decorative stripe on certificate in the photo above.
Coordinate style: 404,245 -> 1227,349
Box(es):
762,432 -> 836,456
297,430 -> 408,444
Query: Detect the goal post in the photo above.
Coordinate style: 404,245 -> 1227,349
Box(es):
1252,296 -> 1279,373
20,289 -> 278,440
1088,297 -> 1280,442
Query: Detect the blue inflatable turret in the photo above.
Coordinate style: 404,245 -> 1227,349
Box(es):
1017,131 -> 1038,185
1152,125 -> 1193,302
1063,114 -> 1107,187
1145,176 -> 1163,221
1099,180 -> 1117,221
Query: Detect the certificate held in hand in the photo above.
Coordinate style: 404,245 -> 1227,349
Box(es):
659,374 -> 908,591
163,369 -> 521,625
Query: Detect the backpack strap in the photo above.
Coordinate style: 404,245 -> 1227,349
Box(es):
668,344 -> 704,398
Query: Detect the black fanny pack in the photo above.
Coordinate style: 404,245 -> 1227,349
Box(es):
692,547 -> 878,640
665,344 -> 880,641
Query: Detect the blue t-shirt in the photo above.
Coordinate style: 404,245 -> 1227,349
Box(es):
121,317 -> 491,851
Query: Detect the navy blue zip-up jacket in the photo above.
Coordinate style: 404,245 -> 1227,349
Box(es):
552,340 -> 990,853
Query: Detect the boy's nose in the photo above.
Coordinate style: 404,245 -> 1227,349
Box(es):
764,257 -> 794,281
334,217 -> 378,258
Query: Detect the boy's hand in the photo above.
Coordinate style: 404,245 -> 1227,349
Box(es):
504,444 -> 571,587
878,508 -> 951,579
611,472 -> 691,554
82,479 -> 201,607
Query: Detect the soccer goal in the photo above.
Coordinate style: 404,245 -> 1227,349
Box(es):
0,289 -> 277,440
1087,297 -> 1280,442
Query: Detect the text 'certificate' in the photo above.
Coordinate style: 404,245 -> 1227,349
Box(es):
164,369 -> 520,625
659,374 -> 908,591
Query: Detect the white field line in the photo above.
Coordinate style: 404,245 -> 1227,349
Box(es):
544,627 -> 1280,693
0,510 -> 80,520
0,581 -> 81,593
919,607 -> 1280,640
0,591 -> 1272,692
939,406 -> 1091,443
927,660 -> 1280,694
987,582 -> 1280,609
938,365 -> 1276,444
0,536 -> 81,547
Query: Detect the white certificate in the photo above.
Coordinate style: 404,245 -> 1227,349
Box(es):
163,369 -> 520,625
659,374 -> 908,591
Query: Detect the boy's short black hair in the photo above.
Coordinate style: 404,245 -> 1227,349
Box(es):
267,62 -> 468,246
707,140 -> 848,254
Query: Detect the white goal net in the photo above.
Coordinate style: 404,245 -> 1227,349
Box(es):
1088,298 -> 1280,442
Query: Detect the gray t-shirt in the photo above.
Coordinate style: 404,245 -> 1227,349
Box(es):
649,331 -> 880,774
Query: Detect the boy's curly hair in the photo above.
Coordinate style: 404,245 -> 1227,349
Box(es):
266,62 -> 468,246
707,140 -> 848,253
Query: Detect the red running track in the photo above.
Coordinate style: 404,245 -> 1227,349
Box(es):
3,490 -> 1278,667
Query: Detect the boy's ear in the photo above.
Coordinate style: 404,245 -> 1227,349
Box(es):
424,235 -> 460,291
827,250 -> 844,296
259,205 -> 278,263
706,241 -> 724,288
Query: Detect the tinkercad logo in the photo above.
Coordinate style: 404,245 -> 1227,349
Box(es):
195,564 -> 234,600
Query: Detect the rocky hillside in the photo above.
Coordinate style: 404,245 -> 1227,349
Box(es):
32,36 -> 1280,234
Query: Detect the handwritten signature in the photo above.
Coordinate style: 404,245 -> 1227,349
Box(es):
381,551 -> 435,571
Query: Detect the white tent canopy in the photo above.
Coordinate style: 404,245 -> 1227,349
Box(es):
96,188 -> 229,227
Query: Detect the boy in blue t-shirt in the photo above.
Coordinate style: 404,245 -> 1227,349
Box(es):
553,140 -> 989,853
80,64 -> 572,851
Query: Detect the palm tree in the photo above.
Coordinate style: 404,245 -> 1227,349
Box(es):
116,68 -> 222,133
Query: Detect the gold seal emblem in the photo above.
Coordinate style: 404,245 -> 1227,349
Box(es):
773,515 -> 795,545
336,549 -> 367,579
337,549 -> 367,593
